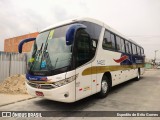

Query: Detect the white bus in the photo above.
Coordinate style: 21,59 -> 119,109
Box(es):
19,17 -> 145,103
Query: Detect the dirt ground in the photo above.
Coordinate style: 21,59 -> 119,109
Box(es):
0,74 -> 27,94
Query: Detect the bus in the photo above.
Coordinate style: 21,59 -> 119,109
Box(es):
18,17 -> 145,103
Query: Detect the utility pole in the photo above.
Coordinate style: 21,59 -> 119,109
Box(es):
154,50 -> 159,68
154,50 -> 159,63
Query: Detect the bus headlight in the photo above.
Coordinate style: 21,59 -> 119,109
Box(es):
53,74 -> 78,87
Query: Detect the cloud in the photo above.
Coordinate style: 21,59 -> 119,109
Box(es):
0,0 -> 160,59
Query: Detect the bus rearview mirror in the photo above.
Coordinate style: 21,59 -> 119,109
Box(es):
18,38 -> 36,53
66,24 -> 87,45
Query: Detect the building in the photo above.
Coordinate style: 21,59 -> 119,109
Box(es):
4,32 -> 39,52
145,58 -> 153,69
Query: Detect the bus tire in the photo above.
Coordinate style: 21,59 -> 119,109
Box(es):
97,75 -> 110,98
135,69 -> 140,81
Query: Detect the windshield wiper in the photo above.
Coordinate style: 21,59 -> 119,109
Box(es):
39,43 -> 44,54
54,58 -> 59,68
30,43 -> 44,71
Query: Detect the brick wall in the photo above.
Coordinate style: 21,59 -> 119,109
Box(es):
4,32 -> 39,52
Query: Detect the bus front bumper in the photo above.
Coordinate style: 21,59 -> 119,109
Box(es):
25,81 -> 76,103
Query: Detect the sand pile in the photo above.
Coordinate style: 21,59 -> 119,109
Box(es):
0,74 -> 27,94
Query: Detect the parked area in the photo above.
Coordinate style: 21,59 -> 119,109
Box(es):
0,69 -> 159,119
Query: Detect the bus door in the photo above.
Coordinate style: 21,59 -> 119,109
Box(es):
74,29 -> 96,100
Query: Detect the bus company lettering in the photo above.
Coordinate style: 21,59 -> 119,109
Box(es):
136,59 -> 143,63
97,60 -> 105,65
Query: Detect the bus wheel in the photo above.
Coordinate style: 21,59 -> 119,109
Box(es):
135,69 -> 140,81
97,75 -> 110,98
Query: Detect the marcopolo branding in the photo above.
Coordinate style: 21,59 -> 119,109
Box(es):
26,73 -> 47,81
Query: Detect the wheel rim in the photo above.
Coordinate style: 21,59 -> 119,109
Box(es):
102,80 -> 108,93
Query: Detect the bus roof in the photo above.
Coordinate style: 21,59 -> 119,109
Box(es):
40,17 -> 142,47
40,17 -> 103,32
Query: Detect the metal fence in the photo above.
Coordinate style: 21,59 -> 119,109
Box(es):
0,52 -> 27,82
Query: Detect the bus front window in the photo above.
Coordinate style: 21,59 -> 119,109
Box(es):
28,25 -> 73,76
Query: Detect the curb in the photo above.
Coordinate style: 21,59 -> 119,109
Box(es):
0,97 -> 36,107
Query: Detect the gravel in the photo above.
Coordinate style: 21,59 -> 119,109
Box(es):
0,74 -> 27,94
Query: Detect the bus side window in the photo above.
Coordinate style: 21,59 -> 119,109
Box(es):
116,36 -> 125,53
116,36 -> 121,51
125,41 -> 132,54
121,38 -> 125,52
137,46 -> 141,56
102,30 -> 116,51
141,47 -> 144,55
80,21 -> 102,60
132,44 -> 137,55
110,33 -> 116,50
75,29 -> 92,67
125,41 -> 129,54
128,42 -> 132,54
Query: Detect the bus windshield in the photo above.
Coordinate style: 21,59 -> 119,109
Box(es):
28,24 -> 73,76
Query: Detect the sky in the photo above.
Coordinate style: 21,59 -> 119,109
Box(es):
0,0 -> 160,60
